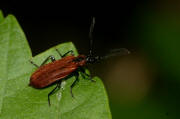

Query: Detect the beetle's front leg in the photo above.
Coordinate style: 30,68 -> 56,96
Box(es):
79,68 -> 95,82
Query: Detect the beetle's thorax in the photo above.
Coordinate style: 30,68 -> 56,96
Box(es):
86,55 -> 100,64
73,55 -> 87,66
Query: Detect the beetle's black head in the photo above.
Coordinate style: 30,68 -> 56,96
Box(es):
86,55 -> 100,64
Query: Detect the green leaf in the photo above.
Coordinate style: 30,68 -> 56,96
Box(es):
0,12 -> 112,119
0,10 -> 4,22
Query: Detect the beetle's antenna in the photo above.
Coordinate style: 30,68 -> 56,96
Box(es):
100,48 -> 130,60
89,17 -> 95,56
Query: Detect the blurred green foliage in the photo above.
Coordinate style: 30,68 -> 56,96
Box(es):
111,9 -> 180,119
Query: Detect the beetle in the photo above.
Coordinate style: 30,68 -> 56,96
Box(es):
29,17 -> 130,106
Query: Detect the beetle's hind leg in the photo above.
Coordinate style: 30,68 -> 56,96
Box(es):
48,82 -> 61,106
70,72 -> 79,98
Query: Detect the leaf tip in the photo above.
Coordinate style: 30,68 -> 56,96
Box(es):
6,14 -> 16,20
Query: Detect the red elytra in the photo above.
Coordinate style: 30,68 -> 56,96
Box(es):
29,55 -> 86,88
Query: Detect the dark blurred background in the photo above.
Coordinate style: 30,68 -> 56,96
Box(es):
1,0 -> 180,118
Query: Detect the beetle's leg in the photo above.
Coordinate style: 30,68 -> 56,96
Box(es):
80,72 -> 96,82
29,60 -> 39,68
79,68 -> 95,82
70,72 -> 79,98
62,50 -> 74,57
40,55 -> 56,66
29,55 -> 56,68
55,49 -> 74,58
55,48 -> 63,57
48,82 -> 61,106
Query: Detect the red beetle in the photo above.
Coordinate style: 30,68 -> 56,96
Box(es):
30,55 -> 87,89
29,17 -> 130,106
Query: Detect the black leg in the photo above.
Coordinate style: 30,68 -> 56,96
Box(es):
62,50 -> 74,57
40,55 -> 56,66
56,49 -> 74,58
29,60 -> 39,68
55,48 -> 63,57
29,55 -> 56,68
70,72 -> 79,98
79,68 -> 95,82
48,83 -> 61,106
80,72 -> 95,82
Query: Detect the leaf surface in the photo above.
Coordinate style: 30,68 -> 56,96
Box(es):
0,13 -> 111,119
